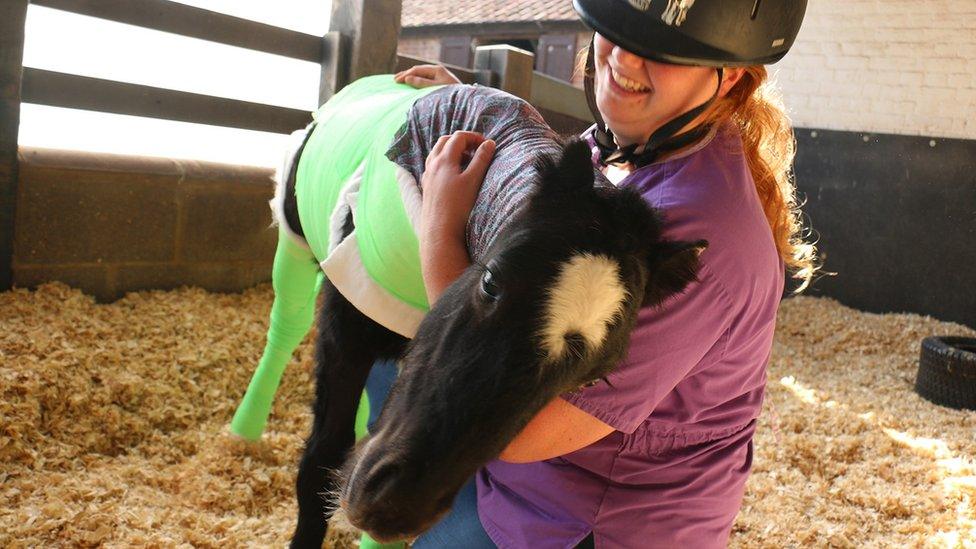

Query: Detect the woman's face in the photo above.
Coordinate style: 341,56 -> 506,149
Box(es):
592,33 -> 719,147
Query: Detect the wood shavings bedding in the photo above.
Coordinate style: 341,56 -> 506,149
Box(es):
1,282 -> 974,547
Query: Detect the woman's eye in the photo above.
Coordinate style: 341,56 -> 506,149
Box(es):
481,269 -> 500,300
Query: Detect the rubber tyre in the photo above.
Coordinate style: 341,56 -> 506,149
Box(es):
915,336 -> 976,410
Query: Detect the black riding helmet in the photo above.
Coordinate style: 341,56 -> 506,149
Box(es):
573,0 -> 808,168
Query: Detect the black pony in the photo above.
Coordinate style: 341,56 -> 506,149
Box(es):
279,88 -> 706,548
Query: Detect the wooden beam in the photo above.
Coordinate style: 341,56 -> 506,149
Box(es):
474,45 -> 535,100
326,0 -> 402,95
318,31 -> 346,106
21,68 -> 312,134
530,71 -> 592,123
399,20 -> 587,39
31,0 -> 324,63
1,0 -> 28,291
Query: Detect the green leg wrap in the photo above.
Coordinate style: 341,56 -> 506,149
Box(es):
231,227 -> 322,440
355,388 -> 370,441
359,532 -> 405,549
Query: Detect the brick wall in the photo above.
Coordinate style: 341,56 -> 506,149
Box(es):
775,0 -> 976,139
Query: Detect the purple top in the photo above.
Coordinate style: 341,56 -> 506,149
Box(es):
476,123 -> 786,548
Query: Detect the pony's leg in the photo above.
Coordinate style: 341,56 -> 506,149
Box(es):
291,275 -> 407,548
231,227 -> 321,440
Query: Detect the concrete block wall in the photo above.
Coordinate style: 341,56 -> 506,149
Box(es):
13,147 -> 277,301
775,0 -> 976,139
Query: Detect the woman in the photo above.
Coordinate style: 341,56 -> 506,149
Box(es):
369,1 -> 818,546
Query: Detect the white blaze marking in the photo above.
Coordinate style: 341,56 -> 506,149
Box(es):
540,253 -> 628,361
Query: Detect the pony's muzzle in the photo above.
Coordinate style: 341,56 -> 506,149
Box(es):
342,438 -> 454,542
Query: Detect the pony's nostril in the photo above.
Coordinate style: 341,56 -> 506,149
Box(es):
362,459 -> 402,498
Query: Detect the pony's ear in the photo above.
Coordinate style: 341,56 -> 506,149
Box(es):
537,138 -> 595,193
642,239 -> 708,306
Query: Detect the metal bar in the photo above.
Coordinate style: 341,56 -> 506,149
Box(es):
30,0 -> 324,63
1,0 -> 29,291
22,68 -> 312,134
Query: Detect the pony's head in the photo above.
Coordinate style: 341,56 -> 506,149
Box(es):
340,139 -> 706,541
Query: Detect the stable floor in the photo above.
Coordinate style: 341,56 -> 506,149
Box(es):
2,283 -> 974,547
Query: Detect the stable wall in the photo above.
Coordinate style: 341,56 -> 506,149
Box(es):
776,0 -> 976,139
792,130 -> 976,329
11,1 -> 976,326
775,1 -> 976,329
12,147 -> 276,301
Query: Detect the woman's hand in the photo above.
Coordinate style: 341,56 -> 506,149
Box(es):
394,64 -> 462,88
419,131 -> 496,304
422,131 -> 495,239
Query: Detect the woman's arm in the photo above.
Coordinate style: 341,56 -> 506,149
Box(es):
498,398 -> 614,463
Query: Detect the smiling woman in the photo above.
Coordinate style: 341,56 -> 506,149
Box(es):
384,0 -> 821,546
18,1 -> 330,167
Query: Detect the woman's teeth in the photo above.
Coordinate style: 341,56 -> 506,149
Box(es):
611,68 -> 650,93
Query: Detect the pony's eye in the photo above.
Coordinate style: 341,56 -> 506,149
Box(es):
481,269 -> 500,300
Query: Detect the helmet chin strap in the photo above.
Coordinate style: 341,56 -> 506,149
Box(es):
584,39 -> 724,169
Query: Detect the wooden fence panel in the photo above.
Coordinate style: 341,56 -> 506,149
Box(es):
31,0 -> 324,63
21,68 -> 312,134
1,0 -> 28,291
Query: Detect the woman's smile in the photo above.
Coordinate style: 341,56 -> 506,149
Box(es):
608,66 -> 652,95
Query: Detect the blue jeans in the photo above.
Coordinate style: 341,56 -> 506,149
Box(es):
365,360 -> 497,549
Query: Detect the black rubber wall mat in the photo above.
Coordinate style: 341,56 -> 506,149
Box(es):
791,128 -> 976,330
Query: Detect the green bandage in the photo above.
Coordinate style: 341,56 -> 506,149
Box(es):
296,76 -> 443,311
231,227 -> 321,440
232,76 -> 443,440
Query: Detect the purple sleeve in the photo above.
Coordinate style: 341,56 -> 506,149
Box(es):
560,261 -> 734,434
